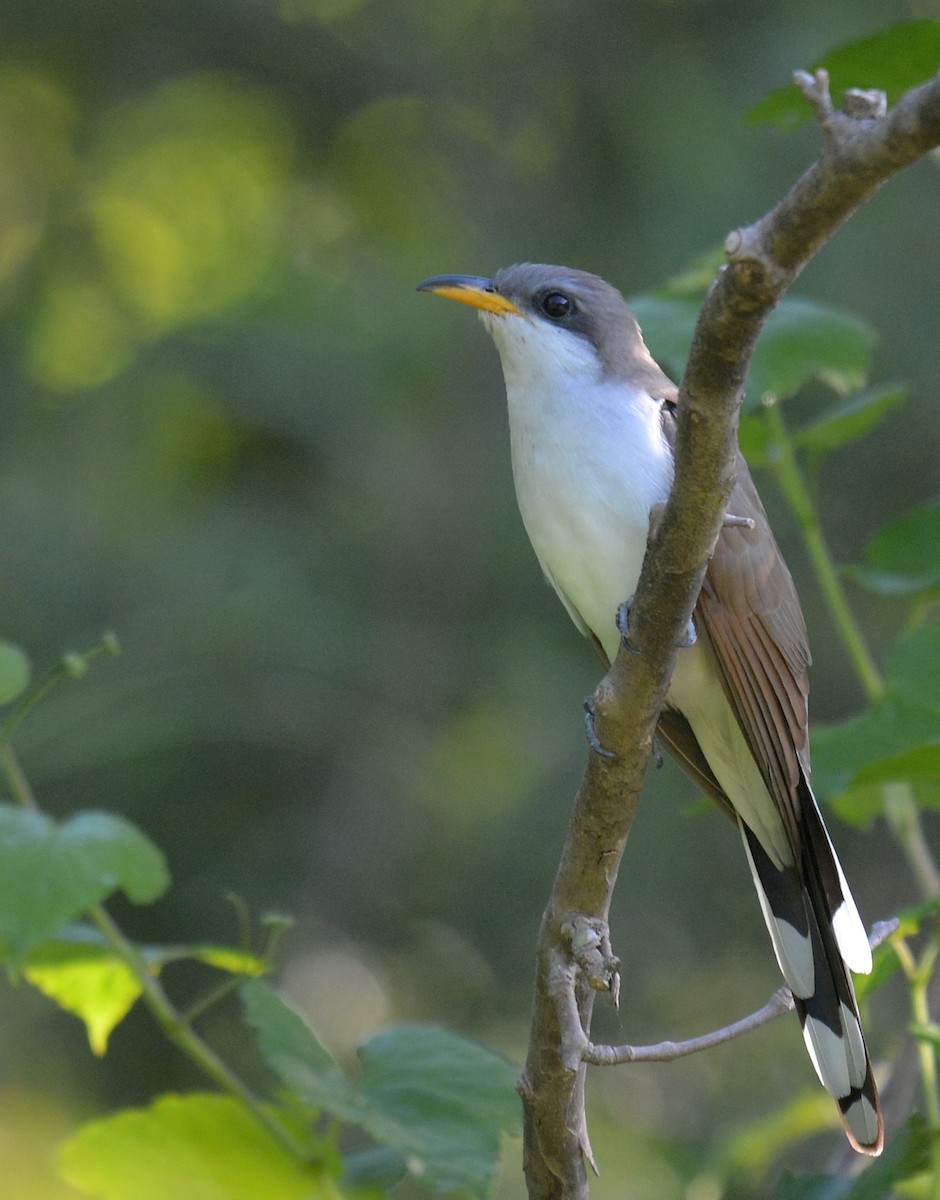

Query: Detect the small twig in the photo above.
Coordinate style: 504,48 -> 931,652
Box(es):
584,988 -> 793,1066
794,68 -> 835,125
583,918 -> 898,1066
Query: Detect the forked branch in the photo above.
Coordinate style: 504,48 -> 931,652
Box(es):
519,68 -> 940,1200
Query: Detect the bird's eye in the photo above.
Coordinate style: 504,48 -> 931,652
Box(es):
540,291 -> 572,320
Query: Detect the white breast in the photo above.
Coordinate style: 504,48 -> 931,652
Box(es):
484,312 -> 674,661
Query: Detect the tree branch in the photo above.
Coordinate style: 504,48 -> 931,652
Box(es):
519,69 -> 940,1200
583,918 -> 897,1067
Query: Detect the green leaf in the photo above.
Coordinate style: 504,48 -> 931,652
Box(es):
738,412 -> 773,467
355,1024 -> 520,1196
777,1173 -> 851,1200
242,980 -> 520,1198
746,299 -> 874,406
164,944 -> 269,975
747,21 -> 940,130
628,293 -> 699,381
812,624 -> 940,826
342,1146 -> 407,1192
0,640 -> 31,706
844,1114 -> 930,1197
778,1115 -> 930,1198
792,385 -> 905,457
854,935 -> 901,1002
630,294 -> 875,410
23,925 -> 268,1053
241,978 -> 359,1115
852,744 -> 940,788
853,504 -> 940,595
58,1093 -> 337,1200
830,778 -> 940,830
24,934 -> 145,1055
0,806 -> 169,963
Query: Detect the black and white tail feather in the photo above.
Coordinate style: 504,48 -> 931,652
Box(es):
740,791 -> 882,1155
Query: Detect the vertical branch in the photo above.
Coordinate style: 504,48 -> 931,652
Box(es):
519,71 -> 940,1198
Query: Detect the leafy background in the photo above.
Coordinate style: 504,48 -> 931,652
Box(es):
0,2 -> 938,1197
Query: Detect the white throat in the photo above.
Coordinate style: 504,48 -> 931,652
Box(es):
483,311 -> 674,660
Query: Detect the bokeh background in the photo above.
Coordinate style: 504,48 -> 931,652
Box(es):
0,1 -> 938,1196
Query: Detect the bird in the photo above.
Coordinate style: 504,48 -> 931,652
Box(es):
418,263 -> 882,1155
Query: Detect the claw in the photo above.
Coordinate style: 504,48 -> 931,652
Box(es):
584,697 -> 617,759
616,597 -> 641,654
723,512 -> 755,530
621,595 -> 696,651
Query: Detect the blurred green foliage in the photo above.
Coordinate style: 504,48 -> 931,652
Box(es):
0,2 -> 938,1197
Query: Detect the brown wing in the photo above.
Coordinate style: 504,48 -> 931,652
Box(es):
693,452 -> 811,852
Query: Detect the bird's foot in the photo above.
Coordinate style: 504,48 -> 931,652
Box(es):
616,596 -> 641,654
583,697 -> 617,759
723,512 -> 756,530
618,596 -> 696,651
562,914 -> 621,1007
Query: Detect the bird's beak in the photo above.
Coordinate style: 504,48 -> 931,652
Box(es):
417,274 -> 521,316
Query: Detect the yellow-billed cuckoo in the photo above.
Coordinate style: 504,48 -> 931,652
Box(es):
418,263 -> 882,1155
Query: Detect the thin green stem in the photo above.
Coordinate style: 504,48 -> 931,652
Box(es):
0,732 -> 310,1163
883,783 -> 940,901
0,743 -> 40,810
895,934 -> 940,1194
89,905 -> 311,1160
0,634 -> 119,748
764,402 -> 885,705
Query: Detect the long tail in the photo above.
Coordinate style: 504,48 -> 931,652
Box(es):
739,813 -> 883,1154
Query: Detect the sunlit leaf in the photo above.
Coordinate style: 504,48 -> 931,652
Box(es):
0,806 -> 169,963
58,1093 -> 337,1200
86,76 -> 293,333
0,640 -> 30,706
22,922 -> 269,1054
242,980 -> 520,1198
0,66 -> 77,293
182,945 -> 269,975
852,504 -> 940,595
792,385 -> 905,456
26,274 -> 136,391
747,21 -> 940,130
24,936 -> 144,1055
